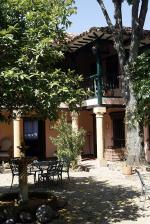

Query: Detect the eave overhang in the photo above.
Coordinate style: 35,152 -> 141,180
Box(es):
67,27 -> 150,52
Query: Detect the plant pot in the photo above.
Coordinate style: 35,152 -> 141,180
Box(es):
122,164 -> 132,175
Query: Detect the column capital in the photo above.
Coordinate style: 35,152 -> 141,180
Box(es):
71,111 -> 79,118
13,110 -> 21,120
93,107 -> 106,116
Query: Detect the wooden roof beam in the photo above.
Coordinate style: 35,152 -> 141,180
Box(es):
77,40 -> 90,44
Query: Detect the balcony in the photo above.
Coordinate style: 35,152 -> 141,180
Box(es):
83,74 -> 125,107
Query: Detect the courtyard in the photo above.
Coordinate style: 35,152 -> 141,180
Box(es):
0,159 -> 150,223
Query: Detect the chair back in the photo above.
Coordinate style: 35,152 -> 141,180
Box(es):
57,161 -> 63,174
135,169 -> 145,187
61,158 -> 70,171
10,160 -> 19,175
47,160 -> 57,171
47,160 -> 61,170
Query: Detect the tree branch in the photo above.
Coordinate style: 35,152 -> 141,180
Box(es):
112,0 -> 128,99
129,0 -> 148,63
113,0 -> 125,61
132,0 -> 140,28
97,0 -> 114,32
129,0 -> 140,63
139,0 -> 148,30
97,0 -> 127,98
113,0 -> 123,30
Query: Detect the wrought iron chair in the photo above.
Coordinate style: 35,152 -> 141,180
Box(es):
9,159 -> 37,189
135,169 -> 150,208
61,159 -> 71,181
31,160 -> 49,186
27,162 -> 38,184
9,160 -> 19,189
38,160 -> 63,185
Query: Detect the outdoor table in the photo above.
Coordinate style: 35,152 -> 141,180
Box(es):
32,160 -> 49,171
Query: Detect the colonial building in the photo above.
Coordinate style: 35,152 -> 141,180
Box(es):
0,27 -> 150,164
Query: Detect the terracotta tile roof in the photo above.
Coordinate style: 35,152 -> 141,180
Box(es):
66,26 -> 150,52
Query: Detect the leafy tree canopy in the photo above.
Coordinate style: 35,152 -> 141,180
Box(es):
129,51 -> 150,124
0,0 -> 87,121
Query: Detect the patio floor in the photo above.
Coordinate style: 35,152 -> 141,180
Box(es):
0,159 -> 150,223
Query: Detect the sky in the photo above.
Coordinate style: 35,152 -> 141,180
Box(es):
67,0 -> 150,34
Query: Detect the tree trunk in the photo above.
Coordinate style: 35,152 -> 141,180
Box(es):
17,145 -> 29,203
125,83 -> 142,165
13,111 -> 29,203
18,159 -> 28,202
97,0 -> 149,165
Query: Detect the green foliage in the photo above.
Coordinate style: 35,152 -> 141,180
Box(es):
126,0 -> 132,5
0,0 -> 87,121
50,114 -> 86,165
0,68 -> 87,120
129,50 -> 150,124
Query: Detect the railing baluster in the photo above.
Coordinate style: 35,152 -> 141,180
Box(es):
83,73 -> 122,99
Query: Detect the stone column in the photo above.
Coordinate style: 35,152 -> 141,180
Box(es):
71,111 -> 79,131
93,107 -> 106,167
71,111 -> 81,163
144,125 -> 150,162
13,114 -> 21,157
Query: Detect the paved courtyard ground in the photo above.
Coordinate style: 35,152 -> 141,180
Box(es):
0,159 -> 150,223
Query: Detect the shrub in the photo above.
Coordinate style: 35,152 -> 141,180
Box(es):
49,114 -> 86,167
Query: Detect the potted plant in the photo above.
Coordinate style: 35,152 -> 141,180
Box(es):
122,163 -> 132,175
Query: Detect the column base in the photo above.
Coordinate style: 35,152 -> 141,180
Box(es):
96,159 -> 107,168
77,154 -> 82,165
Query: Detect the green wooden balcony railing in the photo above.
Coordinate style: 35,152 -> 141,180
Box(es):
83,73 -> 120,104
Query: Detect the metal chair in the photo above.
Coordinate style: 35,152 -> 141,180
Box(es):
27,163 -> 37,184
135,169 -> 150,208
0,138 -> 12,173
61,159 -> 70,181
9,159 -> 37,189
9,160 -> 19,189
38,160 -> 63,185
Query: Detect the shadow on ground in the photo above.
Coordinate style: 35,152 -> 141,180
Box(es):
48,176 -> 140,224
0,174 -> 141,224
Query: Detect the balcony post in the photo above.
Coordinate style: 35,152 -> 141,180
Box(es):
92,44 -> 102,105
93,107 -> 106,167
96,51 -> 102,105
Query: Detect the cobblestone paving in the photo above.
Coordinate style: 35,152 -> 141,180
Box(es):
0,159 -> 150,223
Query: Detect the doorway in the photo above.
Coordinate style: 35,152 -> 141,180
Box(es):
23,119 -> 45,160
